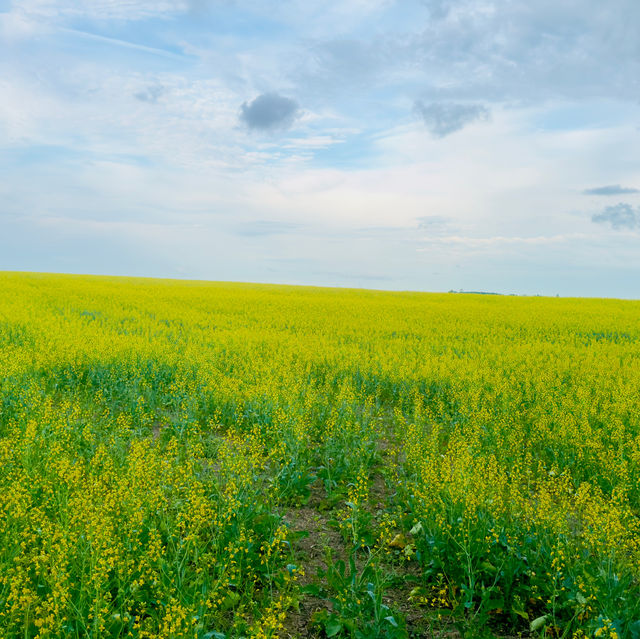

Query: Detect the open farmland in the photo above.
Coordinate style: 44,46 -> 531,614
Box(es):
1,272 -> 639,638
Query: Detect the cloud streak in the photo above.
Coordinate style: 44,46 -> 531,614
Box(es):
60,28 -> 187,59
583,185 -> 639,196
417,234 -> 590,249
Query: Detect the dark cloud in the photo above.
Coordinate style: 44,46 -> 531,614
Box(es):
134,85 -> 165,103
591,203 -> 640,230
414,101 -> 489,137
583,184 -> 640,196
239,93 -> 300,131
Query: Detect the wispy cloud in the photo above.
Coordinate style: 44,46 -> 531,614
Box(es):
60,28 -> 187,59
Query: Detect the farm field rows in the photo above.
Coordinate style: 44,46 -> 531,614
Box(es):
1,272 -> 639,638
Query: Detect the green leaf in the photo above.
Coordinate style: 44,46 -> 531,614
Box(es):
343,619 -> 356,632
530,615 -> 549,632
325,619 -> 342,637
301,584 -> 322,597
385,616 -> 398,627
484,598 -> 504,611
221,591 -> 240,611
629,620 -> 640,639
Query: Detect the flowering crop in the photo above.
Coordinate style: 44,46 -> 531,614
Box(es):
1,272 -> 639,638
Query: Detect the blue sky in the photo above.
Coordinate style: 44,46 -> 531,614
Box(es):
1,0 -> 639,297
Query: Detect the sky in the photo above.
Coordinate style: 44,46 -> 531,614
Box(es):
1,0 -> 639,297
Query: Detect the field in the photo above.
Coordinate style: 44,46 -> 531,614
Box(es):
1,272 -> 639,639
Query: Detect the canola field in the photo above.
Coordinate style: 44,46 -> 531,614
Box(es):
1,272 -> 639,639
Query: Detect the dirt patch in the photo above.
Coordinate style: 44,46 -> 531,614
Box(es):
369,470 -> 394,511
151,419 -> 166,440
281,467 -> 419,638
282,482 -> 343,638
283,481 -> 347,585
279,442 -> 453,639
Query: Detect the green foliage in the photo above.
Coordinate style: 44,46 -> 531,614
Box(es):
307,550 -> 407,639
